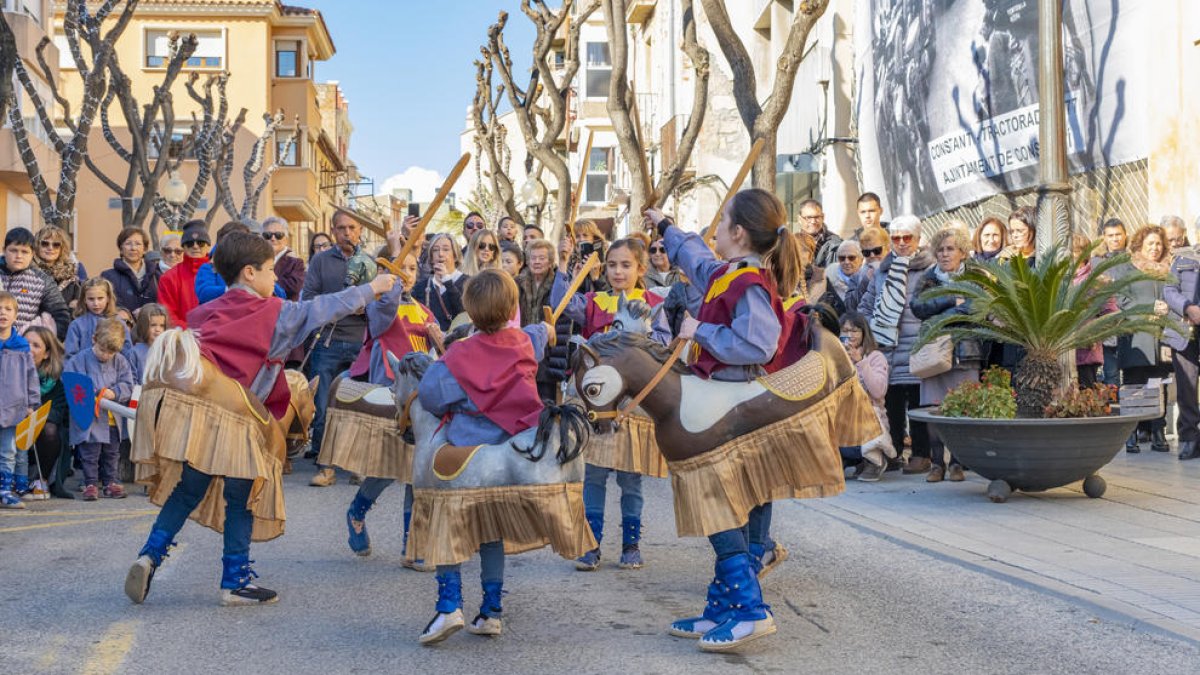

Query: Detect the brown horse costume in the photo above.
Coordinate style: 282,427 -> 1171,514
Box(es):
572,325 -> 880,536
316,375 -> 413,482
132,329 -> 316,542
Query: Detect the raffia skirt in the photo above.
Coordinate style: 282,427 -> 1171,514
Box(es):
586,414 -> 668,478
316,407 -> 413,482
667,376 -> 880,537
406,482 -> 597,567
132,387 -> 285,542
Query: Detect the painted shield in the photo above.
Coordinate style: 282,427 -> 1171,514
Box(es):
63,371 -> 96,430
14,401 -> 52,451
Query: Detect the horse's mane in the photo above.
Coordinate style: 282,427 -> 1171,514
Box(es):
578,331 -> 691,375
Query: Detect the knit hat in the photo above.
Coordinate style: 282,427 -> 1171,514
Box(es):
180,222 -> 210,247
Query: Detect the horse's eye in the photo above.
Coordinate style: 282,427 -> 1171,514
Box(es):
585,384 -> 602,398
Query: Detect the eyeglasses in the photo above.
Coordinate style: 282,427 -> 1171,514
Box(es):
161,247 -> 184,256
478,243 -> 499,253
862,246 -> 884,257
838,255 -> 860,262
890,234 -> 914,244
262,231 -> 286,241
314,242 -> 332,251
182,240 -> 209,249
39,241 -> 61,250
801,214 -> 824,221
649,245 -> 665,254
465,221 -> 485,230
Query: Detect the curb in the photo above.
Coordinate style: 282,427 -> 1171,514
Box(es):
806,500 -> 1200,649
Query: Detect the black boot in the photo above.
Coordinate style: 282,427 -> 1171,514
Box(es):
1179,441 -> 1200,461
1151,428 -> 1170,453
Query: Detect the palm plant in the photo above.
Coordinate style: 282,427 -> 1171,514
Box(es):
914,242 -> 1172,418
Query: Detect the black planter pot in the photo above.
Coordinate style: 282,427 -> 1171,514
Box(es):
907,408 -> 1156,502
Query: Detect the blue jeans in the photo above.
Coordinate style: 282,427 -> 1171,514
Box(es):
357,477 -> 413,513
1102,344 -> 1121,386
436,540 -> 505,583
151,464 -> 254,558
583,464 -> 643,521
309,339 -> 362,461
708,504 -> 773,561
0,426 -> 15,475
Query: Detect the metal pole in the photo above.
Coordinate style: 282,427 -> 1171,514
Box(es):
1035,0 -> 1072,258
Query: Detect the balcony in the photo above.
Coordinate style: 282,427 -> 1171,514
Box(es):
626,0 -> 656,24
270,78 -> 320,128
0,124 -> 60,192
272,167 -> 320,222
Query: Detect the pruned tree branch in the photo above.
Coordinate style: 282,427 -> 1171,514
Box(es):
472,53 -> 520,224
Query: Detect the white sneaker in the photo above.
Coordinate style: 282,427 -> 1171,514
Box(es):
466,614 -> 502,636
419,610 -> 464,645
125,556 -> 157,604
23,480 -> 50,501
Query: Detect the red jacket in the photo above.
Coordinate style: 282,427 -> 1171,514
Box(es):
158,255 -> 208,328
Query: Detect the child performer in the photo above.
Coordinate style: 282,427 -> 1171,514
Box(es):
0,292 -> 39,509
416,269 -> 551,644
63,277 -> 132,358
64,318 -> 135,501
339,252 -> 441,565
549,237 -> 670,571
124,232 -> 395,607
645,189 -> 803,651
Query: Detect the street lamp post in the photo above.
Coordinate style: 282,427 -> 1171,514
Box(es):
1035,0 -> 1072,258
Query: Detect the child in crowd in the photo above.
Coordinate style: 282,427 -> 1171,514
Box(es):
550,237 -> 671,571
64,277 -> 132,358
416,269 -> 551,644
24,326 -> 69,500
646,189 -> 803,651
64,317 -> 135,501
124,232 -> 395,607
839,312 -> 894,482
342,252 -> 439,565
0,292 -> 40,509
127,303 -> 171,382
499,242 -> 524,278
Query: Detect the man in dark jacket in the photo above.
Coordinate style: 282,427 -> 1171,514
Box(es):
0,227 -> 71,339
1162,246 -> 1200,460
303,210 -> 371,486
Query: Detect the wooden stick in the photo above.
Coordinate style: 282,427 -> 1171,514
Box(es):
393,152 -> 471,268
543,252 -> 600,325
566,129 -> 594,240
704,138 -> 766,243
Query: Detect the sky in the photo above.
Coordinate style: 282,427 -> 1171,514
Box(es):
303,0 -> 536,201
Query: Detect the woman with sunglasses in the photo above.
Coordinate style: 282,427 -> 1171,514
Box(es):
857,216 -> 937,476
262,217 -> 305,301
463,229 -> 501,276
846,227 -> 890,312
157,233 -> 185,273
34,226 -> 87,312
816,240 -> 864,317
643,238 -> 682,291
157,221 -> 211,328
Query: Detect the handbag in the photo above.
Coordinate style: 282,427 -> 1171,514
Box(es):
910,334 -> 954,379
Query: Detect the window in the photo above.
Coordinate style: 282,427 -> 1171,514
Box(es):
585,42 -> 610,99
552,49 -> 565,70
276,131 -> 300,167
3,0 -> 41,22
275,40 -> 301,78
52,34 -> 74,70
585,147 -> 610,203
147,130 -> 194,160
146,29 -> 224,69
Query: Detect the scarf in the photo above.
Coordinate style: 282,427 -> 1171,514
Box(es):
933,263 -> 964,285
830,266 -> 854,299
40,373 -> 57,397
37,255 -> 78,286
974,249 -> 1001,262
1132,254 -> 1171,278
869,255 -> 910,348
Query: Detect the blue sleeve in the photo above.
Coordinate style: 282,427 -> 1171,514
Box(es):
367,284 -> 405,338
194,263 -> 226,304
64,318 -> 84,357
274,283 -> 286,299
693,286 -> 781,366
649,305 -> 672,346
548,271 -> 586,326
663,224 -> 724,295
302,255 -> 323,300
269,284 -> 375,357
110,354 -> 135,403
418,361 -> 469,417
76,261 -> 88,281
523,323 -> 550,361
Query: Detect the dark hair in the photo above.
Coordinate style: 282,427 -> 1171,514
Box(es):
802,302 -> 840,335
500,241 -> 525,264
856,192 -> 882,208
134,303 -> 171,344
728,189 -> 804,297
212,231 -> 274,285
116,227 -> 149,250
4,227 -> 35,249
497,215 -> 517,228
840,311 -> 878,356
607,237 -> 650,289
309,231 -> 333,258
465,211 -> 484,222
973,216 -> 1008,252
462,269 -> 519,334
1130,225 -> 1168,262
216,221 -> 250,244
524,224 -> 545,237
1100,217 -> 1127,235
1009,206 -> 1037,233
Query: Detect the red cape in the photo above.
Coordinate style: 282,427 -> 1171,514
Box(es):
442,327 -> 543,436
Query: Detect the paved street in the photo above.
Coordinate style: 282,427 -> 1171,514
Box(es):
4,459 -> 1200,674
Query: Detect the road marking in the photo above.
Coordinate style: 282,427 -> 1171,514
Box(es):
0,513 -> 155,533
0,509 -> 159,517
82,620 -> 137,675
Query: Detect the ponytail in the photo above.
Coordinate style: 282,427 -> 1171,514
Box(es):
764,228 -> 805,300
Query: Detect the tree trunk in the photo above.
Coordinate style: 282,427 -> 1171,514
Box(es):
1014,352 -> 1061,418
0,15 -> 16,126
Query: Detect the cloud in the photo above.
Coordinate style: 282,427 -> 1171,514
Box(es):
378,166 -> 444,203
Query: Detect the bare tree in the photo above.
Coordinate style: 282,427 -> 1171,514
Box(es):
0,15 -> 16,125
471,54 -> 520,224
700,0 -> 830,189
2,0 -> 138,229
209,111 -> 298,227
602,0 -> 710,212
484,0 -> 600,238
